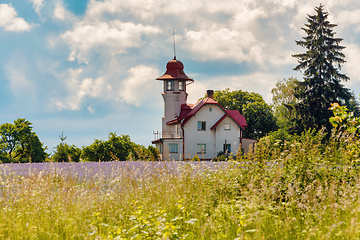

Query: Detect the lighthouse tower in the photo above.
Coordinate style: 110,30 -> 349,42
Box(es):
156,57 -> 194,137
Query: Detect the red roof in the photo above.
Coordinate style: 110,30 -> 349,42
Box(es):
167,97 -> 247,130
211,110 -> 247,130
156,59 -> 194,82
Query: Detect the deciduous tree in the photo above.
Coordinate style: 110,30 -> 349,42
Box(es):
81,132 -> 159,161
213,88 -> 278,139
271,77 -> 301,131
0,118 -> 47,162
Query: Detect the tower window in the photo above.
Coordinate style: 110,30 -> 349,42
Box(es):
166,80 -> 174,91
197,121 -> 206,131
179,81 -> 185,91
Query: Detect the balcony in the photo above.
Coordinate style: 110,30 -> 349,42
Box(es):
153,131 -> 182,140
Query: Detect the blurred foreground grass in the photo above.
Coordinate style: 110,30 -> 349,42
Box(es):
2,130 -> 360,239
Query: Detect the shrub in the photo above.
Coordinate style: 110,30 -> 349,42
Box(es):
81,132 -> 158,161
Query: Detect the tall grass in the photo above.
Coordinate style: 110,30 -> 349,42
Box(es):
1,130 -> 360,239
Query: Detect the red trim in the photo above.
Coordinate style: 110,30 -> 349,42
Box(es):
181,123 -> 185,161
226,110 -> 247,129
210,113 -> 228,130
210,112 -> 246,130
156,59 -> 194,81
166,98 -> 247,130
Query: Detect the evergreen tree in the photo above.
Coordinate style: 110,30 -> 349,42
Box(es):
292,4 -> 353,134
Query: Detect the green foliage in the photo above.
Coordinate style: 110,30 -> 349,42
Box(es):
328,103 -> 360,163
81,133 -> 133,161
329,103 -> 360,135
81,132 -> 159,161
191,155 -> 200,161
147,145 -> 160,161
292,4 -> 354,134
271,77 -> 300,130
53,143 -> 82,162
92,201 -> 198,239
213,88 -> 278,139
4,127 -> 360,238
52,132 -> 82,162
263,128 -> 293,151
0,118 -> 47,163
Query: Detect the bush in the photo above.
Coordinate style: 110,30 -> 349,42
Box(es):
81,132 -> 158,161
52,143 -> 82,162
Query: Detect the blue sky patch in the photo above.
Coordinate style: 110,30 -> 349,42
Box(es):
63,0 -> 89,16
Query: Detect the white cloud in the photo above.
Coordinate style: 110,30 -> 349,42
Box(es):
180,1 -> 297,67
51,64 -> 160,111
53,0 -> 76,21
6,67 -> 36,100
119,65 -> 160,106
30,0 -> 45,15
187,72 -> 283,104
53,68 -> 112,111
184,28 -> 263,64
58,0 -> 301,67
51,0 -> 360,112
335,9 -> 360,32
49,62 -> 159,110
343,43 -> 360,85
62,20 -> 161,62
0,4 -> 31,32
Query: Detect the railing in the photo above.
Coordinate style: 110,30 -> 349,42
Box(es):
153,131 -> 182,140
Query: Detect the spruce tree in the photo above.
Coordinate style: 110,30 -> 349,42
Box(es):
292,4 -> 353,134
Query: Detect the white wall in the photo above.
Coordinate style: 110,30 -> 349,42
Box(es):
184,104 -> 225,159
214,115 -> 241,155
162,138 -> 183,160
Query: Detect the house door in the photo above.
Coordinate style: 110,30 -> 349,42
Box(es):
223,144 -> 231,154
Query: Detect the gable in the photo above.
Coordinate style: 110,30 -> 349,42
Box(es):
184,103 -> 225,128
211,115 -> 241,131
166,97 -> 247,130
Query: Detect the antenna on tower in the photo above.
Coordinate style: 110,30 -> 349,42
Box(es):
173,28 -> 176,60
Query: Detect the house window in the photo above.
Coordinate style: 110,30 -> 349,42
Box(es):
224,123 -> 231,130
166,80 -> 174,91
169,143 -> 178,153
209,107 -> 212,112
197,144 -> 206,154
179,81 -> 185,91
197,121 -> 206,131
224,144 -> 231,153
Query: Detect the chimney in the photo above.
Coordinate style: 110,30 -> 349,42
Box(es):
207,90 -> 214,99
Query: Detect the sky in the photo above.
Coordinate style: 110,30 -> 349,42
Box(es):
1,0 -> 360,153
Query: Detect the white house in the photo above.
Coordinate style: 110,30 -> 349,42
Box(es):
152,57 -> 257,160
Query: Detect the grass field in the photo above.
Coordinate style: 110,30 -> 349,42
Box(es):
1,131 -> 360,239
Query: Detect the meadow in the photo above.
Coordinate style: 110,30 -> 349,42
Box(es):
1,130 -> 360,239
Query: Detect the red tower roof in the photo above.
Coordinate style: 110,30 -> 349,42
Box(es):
156,58 -> 194,81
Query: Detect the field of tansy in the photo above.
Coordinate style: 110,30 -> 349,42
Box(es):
2,126 -> 360,239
